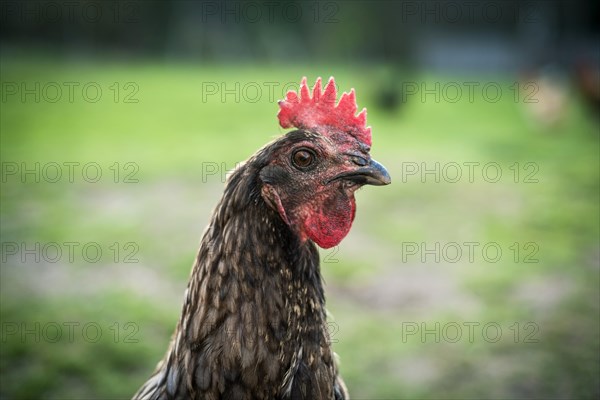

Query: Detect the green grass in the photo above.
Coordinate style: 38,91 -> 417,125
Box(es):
1,56 -> 598,399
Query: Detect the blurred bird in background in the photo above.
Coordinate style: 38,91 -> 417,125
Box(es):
520,64 -> 569,129
574,58 -> 600,119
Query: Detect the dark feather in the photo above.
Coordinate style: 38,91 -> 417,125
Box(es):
133,131 -> 348,400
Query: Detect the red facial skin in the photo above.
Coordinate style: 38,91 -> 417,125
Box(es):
259,131 -> 368,249
263,178 -> 358,249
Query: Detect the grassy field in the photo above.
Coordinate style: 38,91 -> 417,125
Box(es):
1,57 -> 598,399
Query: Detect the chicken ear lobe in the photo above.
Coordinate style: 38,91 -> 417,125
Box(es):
261,184 -> 291,225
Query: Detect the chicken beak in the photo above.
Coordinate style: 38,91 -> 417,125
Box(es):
329,158 -> 391,186
358,158 -> 391,186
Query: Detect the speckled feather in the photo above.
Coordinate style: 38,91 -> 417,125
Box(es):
132,132 -> 349,400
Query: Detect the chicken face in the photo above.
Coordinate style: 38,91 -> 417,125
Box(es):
259,76 -> 390,248
260,129 -> 390,249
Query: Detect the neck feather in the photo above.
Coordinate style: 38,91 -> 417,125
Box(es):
176,164 -> 328,373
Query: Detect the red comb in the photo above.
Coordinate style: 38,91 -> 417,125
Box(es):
277,77 -> 372,146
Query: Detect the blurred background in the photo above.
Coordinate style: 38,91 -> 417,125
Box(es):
1,0 -> 598,399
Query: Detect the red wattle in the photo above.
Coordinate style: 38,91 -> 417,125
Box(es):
303,195 -> 356,249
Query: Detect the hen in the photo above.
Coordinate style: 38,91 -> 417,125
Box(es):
133,77 -> 391,400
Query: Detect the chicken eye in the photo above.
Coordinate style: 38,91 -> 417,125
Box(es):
291,149 -> 315,170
